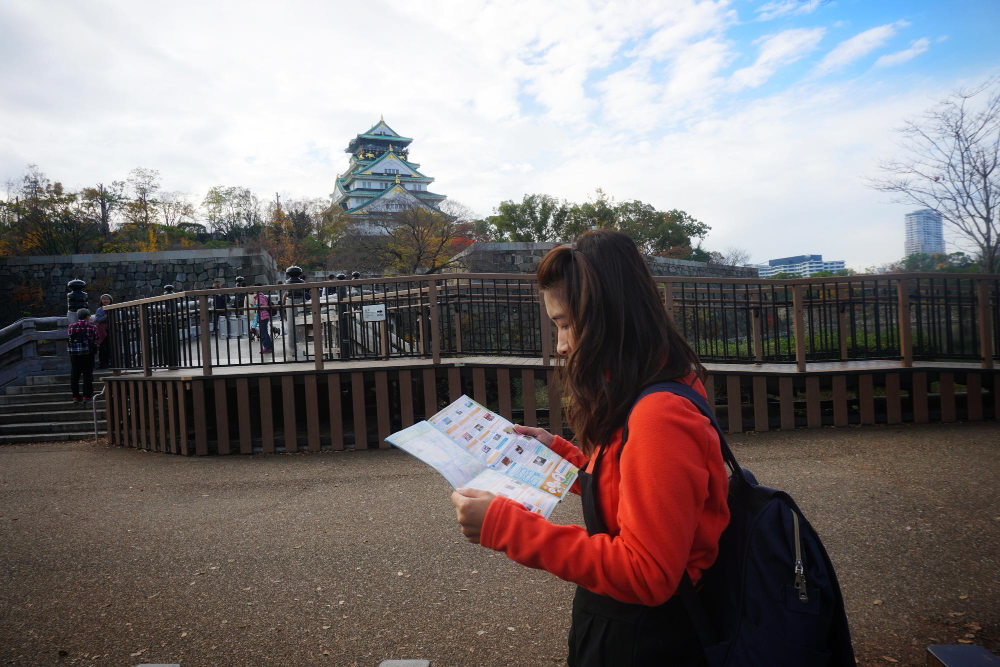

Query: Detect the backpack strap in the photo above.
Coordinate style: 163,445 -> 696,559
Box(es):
620,379 -> 749,650
621,380 -> 746,485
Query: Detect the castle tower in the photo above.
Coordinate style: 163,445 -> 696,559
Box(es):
331,117 -> 447,215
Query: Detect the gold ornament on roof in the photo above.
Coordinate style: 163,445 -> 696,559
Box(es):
395,174 -> 400,184
380,113 -> 384,121
389,144 -> 394,152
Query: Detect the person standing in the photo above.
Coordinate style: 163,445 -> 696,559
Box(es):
253,283 -> 273,355
450,231 -> 730,666
211,279 -> 228,336
93,294 -> 113,369
67,308 -> 98,403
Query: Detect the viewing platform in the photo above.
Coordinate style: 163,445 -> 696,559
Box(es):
99,271 -> 999,455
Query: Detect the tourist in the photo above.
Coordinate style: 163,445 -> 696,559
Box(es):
252,282 -> 273,355
93,294 -> 113,369
320,273 -> 336,299
211,279 -> 228,335
67,307 -> 98,402
450,230 -> 729,666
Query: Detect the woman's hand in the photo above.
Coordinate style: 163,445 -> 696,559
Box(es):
450,488 -> 497,544
512,424 -> 555,446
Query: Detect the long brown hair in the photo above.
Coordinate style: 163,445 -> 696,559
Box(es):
537,229 -> 705,454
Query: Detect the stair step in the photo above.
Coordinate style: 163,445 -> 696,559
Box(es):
0,399 -> 107,413
26,372 -> 114,386
0,431 -> 106,445
0,409 -> 107,424
0,420 -> 106,435
5,382 -> 105,395
0,392 -> 105,406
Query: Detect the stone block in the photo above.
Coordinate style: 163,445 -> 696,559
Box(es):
151,278 -> 162,286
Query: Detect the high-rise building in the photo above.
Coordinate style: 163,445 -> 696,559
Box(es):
332,117 -> 447,216
753,254 -> 846,278
904,209 -> 944,256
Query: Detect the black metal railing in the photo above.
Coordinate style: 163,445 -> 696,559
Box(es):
104,272 -> 999,375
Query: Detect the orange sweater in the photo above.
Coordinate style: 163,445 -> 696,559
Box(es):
480,374 -> 730,606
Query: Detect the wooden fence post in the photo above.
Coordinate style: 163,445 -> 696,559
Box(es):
198,295 -> 212,377
428,278 -> 441,365
663,281 -> 675,324
792,284 -> 806,372
139,303 -> 151,377
978,279 -> 995,370
898,278 -> 913,368
311,287 -> 324,370
539,296 -> 552,365
751,301 -> 763,365
837,285 -> 849,360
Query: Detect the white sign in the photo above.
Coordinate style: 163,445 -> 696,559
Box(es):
363,304 -> 386,322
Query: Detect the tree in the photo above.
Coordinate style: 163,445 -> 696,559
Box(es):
122,167 -> 161,229
202,185 -> 262,242
488,193 -> 569,242
79,181 -> 125,237
158,191 -> 196,227
899,251 -> 980,273
348,202 -> 474,275
868,77 -> 1000,273
708,246 -> 753,267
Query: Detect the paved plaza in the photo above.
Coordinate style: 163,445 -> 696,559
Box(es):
1,422 -> 998,666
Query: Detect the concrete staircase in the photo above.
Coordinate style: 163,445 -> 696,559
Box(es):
0,372 -> 109,444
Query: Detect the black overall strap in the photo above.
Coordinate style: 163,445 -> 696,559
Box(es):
619,379 -> 740,650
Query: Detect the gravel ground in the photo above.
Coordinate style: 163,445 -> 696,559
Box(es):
0,421 -> 998,667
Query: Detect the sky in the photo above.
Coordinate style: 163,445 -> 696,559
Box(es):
1,0 -> 998,270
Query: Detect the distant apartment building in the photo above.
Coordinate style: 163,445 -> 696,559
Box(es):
753,254 -> 846,278
904,209 -> 945,256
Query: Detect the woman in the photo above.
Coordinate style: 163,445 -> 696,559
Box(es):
252,283 -> 273,355
93,293 -> 113,369
450,230 -> 730,666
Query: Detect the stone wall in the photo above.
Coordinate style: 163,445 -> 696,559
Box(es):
448,242 -> 760,279
0,248 -> 283,317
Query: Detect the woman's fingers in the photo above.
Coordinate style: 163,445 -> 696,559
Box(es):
512,424 -> 555,446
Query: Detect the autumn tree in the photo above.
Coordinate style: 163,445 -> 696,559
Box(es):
202,185 -> 263,242
345,200 -> 474,275
122,167 -> 161,229
868,77 -> 1000,273
158,191 -> 196,227
79,180 -> 125,237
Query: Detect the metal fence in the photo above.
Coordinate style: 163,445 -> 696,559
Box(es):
104,272 -> 999,375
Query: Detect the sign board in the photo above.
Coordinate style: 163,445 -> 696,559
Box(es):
363,304 -> 386,322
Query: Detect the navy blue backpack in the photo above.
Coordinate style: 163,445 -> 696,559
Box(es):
623,382 -> 857,666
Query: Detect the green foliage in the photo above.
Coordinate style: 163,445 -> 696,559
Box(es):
899,252 -> 982,273
485,189 -> 711,259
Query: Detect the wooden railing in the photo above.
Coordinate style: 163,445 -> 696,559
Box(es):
104,272 -> 999,376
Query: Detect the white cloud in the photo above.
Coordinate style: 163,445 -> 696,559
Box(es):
0,0 -> 985,270
875,38 -> 930,68
814,21 -> 909,75
755,0 -> 821,21
731,27 -> 825,90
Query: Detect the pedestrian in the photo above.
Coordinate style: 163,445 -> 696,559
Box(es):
450,230 -> 730,666
253,282 -> 273,355
93,294 -> 113,369
211,279 -> 228,336
320,273 -> 336,299
67,307 -> 98,403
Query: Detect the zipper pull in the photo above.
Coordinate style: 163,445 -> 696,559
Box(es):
792,511 -> 809,602
794,560 -> 808,602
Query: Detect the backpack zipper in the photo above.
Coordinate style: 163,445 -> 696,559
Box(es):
792,511 -> 808,602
